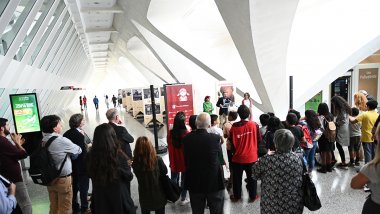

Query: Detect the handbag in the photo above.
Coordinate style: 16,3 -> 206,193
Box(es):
160,174 -> 181,202
158,161 -> 180,202
301,157 -> 322,211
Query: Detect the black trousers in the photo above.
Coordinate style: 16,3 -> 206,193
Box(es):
72,174 -> 89,212
232,162 -> 257,199
362,197 -> 380,214
189,190 -> 224,214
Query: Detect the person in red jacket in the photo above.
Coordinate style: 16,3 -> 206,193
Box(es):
229,105 -> 260,202
167,111 -> 189,205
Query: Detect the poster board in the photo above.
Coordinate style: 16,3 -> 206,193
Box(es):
143,87 -> 163,126
165,84 -> 194,131
160,87 -> 166,115
359,68 -> 378,99
305,91 -> 322,112
132,88 -> 144,117
9,93 -> 41,134
122,88 -> 132,109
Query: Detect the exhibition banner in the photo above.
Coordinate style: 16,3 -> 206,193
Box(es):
359,68 -> 378,99
216,81 -> 235,102
10,93 -> 41,134
132,88 -> 144,117
305,91 -> 322,112
143,87 -> 163,126
165,84 -> 194,130
160,87 -> 166,115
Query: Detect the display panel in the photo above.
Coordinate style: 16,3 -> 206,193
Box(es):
9,93 -> 41,134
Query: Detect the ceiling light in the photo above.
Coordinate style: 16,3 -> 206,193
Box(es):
94,2 -> 99,4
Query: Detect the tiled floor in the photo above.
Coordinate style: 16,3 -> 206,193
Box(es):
23,106 -> 369,213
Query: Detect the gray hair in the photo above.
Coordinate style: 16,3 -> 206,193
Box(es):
69,113 -> 83,129
274,129 -> 294,153
196,112 -> 211,129
106,108 -> 118,121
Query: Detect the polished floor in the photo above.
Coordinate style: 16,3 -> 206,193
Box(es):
22,105 -> 369,213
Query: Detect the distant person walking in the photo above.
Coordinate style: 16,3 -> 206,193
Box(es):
105,95 -> 110,109
79,96 -> 83,111
93,96 -> 99,110
82,96 -> 87,110
112,95 -> 117,108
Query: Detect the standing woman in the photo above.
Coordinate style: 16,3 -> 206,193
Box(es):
203,96 -> 214,114
87,123 -> 135,214
304,110 -> 321,173
351,125 -> 380,213
79,96 -> 83,111
317,103 -> 335,173
132,136 -> 167,214
331,96 -> 352,168
167,111 -> 189,204
82,95 -> 87,110
242,92 -> 253,120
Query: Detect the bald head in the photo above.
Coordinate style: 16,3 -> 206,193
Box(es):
196,112 -> 211,129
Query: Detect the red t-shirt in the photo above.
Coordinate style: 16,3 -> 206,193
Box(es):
230,120 -> 259,163
167,130 -> 189,172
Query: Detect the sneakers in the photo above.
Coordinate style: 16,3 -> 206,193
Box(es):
364,185 -> 371,192
248,195 -> 260,203
337,163 -> 348,169
355,161 -> 360,166
230,195 -> 241,202
317,167 -> 327,173
348,162 -> 355,167
180,199 -> 190,206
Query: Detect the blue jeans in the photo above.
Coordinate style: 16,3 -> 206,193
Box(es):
304,141 -> 318,170
362,142 -> 376,164
171,172 -> 187,200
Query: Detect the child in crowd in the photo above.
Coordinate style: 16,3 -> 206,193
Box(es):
349,107 -> 362,167
223,111 -> 238,190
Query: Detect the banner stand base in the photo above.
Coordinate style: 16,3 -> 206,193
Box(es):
156,145 -> 167,154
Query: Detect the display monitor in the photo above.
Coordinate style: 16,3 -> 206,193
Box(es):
9,93 -> 41,134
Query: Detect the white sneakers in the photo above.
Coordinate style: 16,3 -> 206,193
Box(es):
179,198 -> 190,206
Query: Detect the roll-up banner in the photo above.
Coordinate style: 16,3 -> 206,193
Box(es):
165,84 -> 194,131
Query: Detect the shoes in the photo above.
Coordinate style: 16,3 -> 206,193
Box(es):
180,199 -> 190,206
348,162 -> 355,167
326,166 -> 333,172
317,167 -> 327,173
248,195 -> 260,203
337,163 -> 348,169
364,185 -> 371,192
230,195 -> 241,202
355,161 -> 360,166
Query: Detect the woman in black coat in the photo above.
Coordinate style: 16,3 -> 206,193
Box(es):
87,123 -> 135,214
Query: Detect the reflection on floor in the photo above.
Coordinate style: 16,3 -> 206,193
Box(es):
25,106 -> 368,213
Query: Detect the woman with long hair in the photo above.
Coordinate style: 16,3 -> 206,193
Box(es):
242,92 -> 253,120
354,92 -> 368,112
304,110 -> 322,172
331,96 -> 352,168
351,125 -> 380,213
167,111 -> 189,204
87,123 -> 135,214
132,136 -> 167,214
317,103 -> 335,173
264,116 -> 284,151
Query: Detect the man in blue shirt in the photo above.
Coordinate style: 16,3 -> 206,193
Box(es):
0,179 -> 16,214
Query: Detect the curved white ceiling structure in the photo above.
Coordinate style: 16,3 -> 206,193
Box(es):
0,0 -> 380,120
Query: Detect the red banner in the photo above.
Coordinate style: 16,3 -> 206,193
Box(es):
165,84 -> 194,130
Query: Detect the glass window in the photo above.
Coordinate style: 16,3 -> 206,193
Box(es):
0,0 -> 37,56
46,26 -> 75,71
38,18 -> 71,68
14,0 -> 55,61
29,0 -> 65,65
0,0 -> 10,16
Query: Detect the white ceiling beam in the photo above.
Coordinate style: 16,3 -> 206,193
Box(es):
90,49 -> 110,53
89,40 -> 114,45
85,27 -> 118,33
81,5 -> 124,14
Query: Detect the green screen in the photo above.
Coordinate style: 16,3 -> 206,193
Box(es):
10,94 -> 41,133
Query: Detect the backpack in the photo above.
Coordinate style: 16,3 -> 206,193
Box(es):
322,116 -> 336,143
298,125 -> 313,149
28,136 -> 68,186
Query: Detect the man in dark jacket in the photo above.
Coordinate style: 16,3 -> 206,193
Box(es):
183,112 -> 225,214
106,108 -> 134,159
63,114 -> 91,213
216,92 -> 231,128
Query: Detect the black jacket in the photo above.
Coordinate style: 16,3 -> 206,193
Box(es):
63,128 -> 88,176
109,122 -> 134,158
183,129 -> 225,193
216,97 -> 230,115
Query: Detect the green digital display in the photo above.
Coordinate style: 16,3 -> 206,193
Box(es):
10,93 -> 41,133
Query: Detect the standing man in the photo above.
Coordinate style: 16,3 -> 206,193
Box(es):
183,113 -> 225,214
106,108 -> 134,159
93,96 -> 99,110
112,95 -> 117,108
216,92 -> 231,129
63,114 -> 91,213
40,115 -> 82,214
0,118 -> 32,214
229,105 -> 260,203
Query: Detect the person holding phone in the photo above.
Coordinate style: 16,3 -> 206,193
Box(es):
0,175 -> 16,214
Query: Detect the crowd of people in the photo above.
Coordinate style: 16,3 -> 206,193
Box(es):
1,89 -> 380,214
